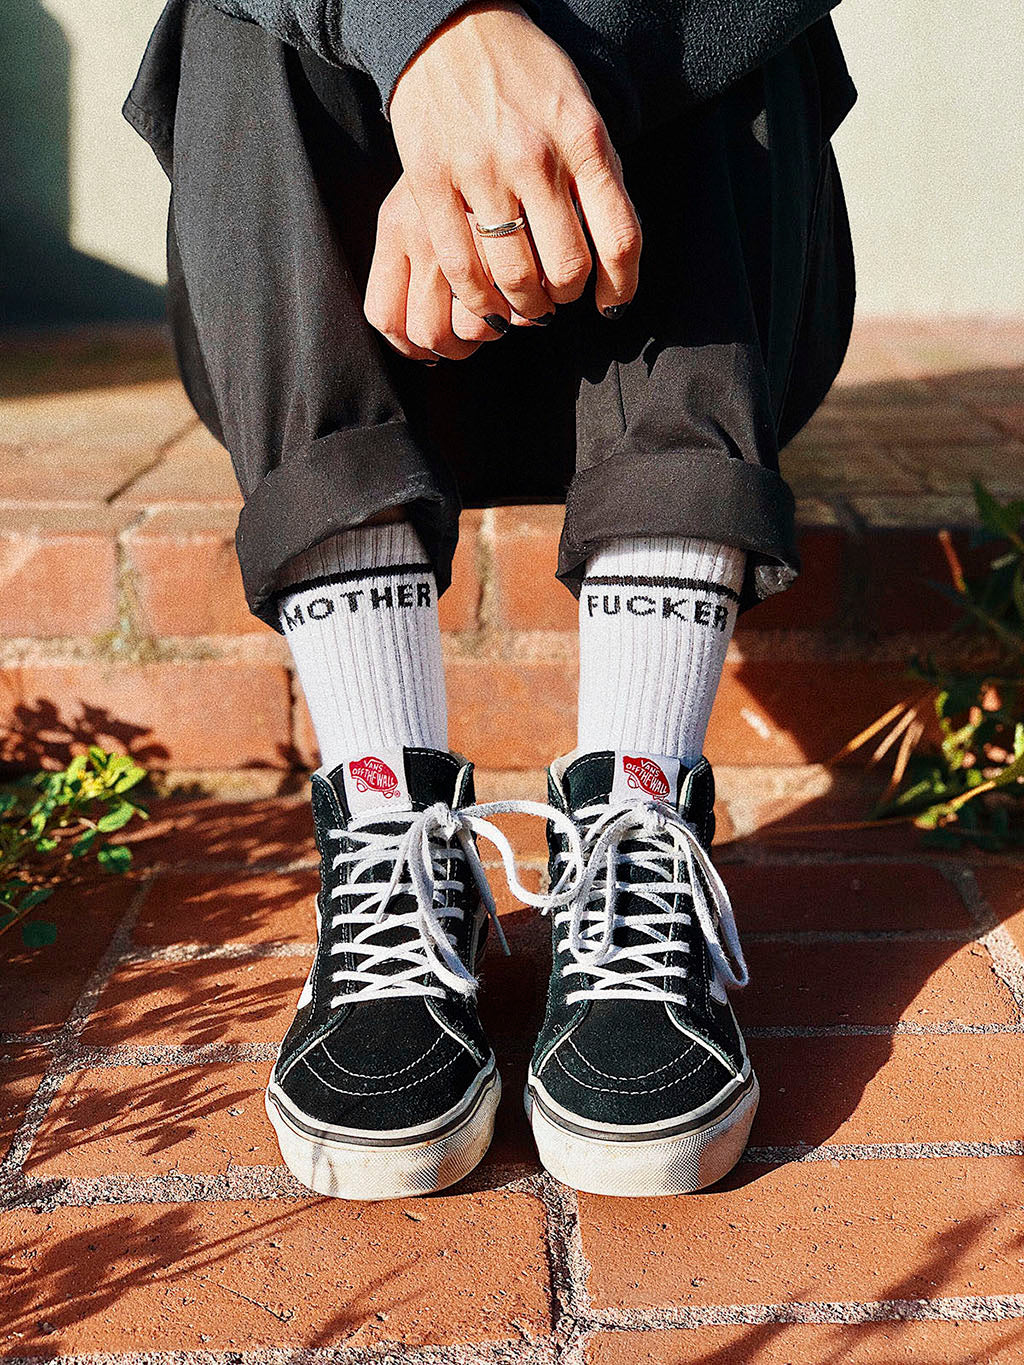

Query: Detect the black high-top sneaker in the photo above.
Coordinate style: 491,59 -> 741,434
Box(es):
266,746 -> 518,1200
527,749 -> 758,1196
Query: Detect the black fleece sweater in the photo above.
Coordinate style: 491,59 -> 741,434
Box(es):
203,0 -> 844,143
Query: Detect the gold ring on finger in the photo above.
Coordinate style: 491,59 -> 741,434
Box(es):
475,214 -> 528,238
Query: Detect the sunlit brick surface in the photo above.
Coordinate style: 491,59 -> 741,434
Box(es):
0,320 -> 1023,1361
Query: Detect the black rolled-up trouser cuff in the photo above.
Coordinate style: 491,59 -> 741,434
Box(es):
557,448 -> 800,614
236,420 -> 459,631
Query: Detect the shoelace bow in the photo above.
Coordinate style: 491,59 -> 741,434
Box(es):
326,800 -> 585,1005
551,799 -> 749,1005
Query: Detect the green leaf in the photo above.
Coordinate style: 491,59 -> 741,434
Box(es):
96,801 -> 136,833
97,844 -> 132,874
1013,563 -> 1024,623
70,828 -> 99,858
0,792 -> 18,817
974,480 -> 1022,543
20,919 -> 57,948
20,886 -> 54,910
112,766 -> 147,795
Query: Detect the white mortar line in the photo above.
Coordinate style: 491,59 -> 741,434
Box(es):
535,1172 -> 592,1365
1,1345 -> 556,1365
746,1020 -> 1024,1037
949,863 -> 1024,1013
0,879 -> 154,1203
67,1041 -> 283,1069
584,1293 -> 1024,1330
743,1139 -> 1024,1163
120,941 -> 315,964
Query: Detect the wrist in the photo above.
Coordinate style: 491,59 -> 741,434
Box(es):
392,1 -> 535,100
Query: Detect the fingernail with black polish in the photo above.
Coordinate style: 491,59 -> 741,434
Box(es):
529,313 -> 555,326
602,302 -> 632,319
485,314 -> 512,336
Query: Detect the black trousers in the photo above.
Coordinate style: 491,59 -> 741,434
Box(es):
126,1 -> 856,630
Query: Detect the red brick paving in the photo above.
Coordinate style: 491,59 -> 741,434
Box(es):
0,880 -> 136,1035
1,320 -> 1023,1361
134,868 -> 320,946
580,1157 -> 1024,1308
2,803 -> 1023,1361
586,1321 -> 1024,1364
735,940 -> 1017,1028
976,869 -> 1024,959
26,1062 -> 278,1177
122,793 -> 316,867
79,955 -> 310,1048
749,1033 -> 1024,1147
0,1194 -> 551,1355
0,1049 -> 49,1163
721,863 -> 971,932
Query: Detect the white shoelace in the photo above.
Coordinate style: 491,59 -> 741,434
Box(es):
551,799 -> 749,1006
326,800 -> 584,1007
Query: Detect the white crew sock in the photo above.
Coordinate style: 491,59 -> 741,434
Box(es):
278,523 -> 447,772
577,535 -> 746,768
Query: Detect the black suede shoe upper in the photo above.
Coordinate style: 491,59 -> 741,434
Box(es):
530,751 -> 752,1132
271,748 -> 493,1137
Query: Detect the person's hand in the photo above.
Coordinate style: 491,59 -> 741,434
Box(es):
388,0 -> 642,329
365,174 -> 503,361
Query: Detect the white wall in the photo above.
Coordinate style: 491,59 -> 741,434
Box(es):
27,0 -> 1024,313
831,0 -> 1024,313
40,0 -> 170,286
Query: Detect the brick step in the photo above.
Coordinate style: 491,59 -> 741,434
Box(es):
0,644 -> 952,775
1,318 -> 1021,781
0,496 -> 1006,639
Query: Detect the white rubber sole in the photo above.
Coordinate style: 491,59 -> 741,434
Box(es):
266,1067 -> 501,1200
526,1075 -> 759,1196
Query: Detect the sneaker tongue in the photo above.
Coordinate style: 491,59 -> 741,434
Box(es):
563,750 -> 689,968
563,750 -> 683,812
339,747 -> 414,816
333,746 -> 464,817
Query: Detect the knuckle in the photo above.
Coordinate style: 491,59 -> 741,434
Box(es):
604,222 -> 642,262
363,300 -> 395,335
545,251 -> 591,291
506,133 -> 555,183
564,116 -> 611,174
496,265 -> 536,295
375,195 -> 402,236
434,250 -> 476,293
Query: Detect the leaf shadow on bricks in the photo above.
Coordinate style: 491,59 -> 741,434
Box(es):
0,1201 -> 433,1354
23,1063 -> 276,1176
0,700 -> 170,772
80,955 -> 311,1050
625,1207 -> 1024,1364
122,797 -> 316,868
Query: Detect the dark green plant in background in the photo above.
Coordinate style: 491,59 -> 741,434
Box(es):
0,748 -> 148,950
839,482 -> 1024,849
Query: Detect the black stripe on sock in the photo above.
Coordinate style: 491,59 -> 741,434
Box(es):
582,574 -> 742,604
276,561 -> 434,601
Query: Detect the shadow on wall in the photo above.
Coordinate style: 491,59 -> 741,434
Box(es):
0,0 -> 165,327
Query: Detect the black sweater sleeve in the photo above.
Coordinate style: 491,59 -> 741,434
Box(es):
203,0 -> 537,117
201,0 -> 845,144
